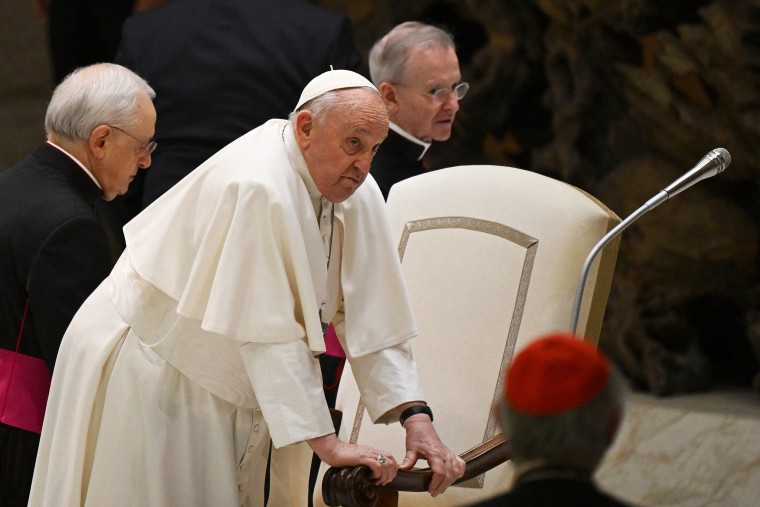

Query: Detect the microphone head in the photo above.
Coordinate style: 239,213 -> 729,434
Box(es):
661,147 -> 731,199
711,147 -> 731,173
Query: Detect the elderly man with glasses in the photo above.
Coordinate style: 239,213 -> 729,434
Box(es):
0,62 -> 156,507
368,21 -> 468,199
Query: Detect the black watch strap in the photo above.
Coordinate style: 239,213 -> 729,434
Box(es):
399,405 -> 433,426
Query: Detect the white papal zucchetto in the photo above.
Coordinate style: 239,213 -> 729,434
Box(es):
295,68 -> 378,110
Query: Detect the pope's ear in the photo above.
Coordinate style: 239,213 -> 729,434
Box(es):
294,110 -> 315,148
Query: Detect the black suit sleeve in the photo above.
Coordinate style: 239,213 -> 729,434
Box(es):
27,216 -> 113,371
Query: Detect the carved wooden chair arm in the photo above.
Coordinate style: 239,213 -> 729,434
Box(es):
321,433 -> 510,507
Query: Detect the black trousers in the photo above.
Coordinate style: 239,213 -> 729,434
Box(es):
0,424 -> 40,507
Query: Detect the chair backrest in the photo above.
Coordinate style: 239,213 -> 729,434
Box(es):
315,165 -> 621,506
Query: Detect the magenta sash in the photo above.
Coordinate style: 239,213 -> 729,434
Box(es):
0,349 -> 51,433
0,299 -> 52,434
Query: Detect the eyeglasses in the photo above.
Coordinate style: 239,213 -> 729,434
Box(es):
108,124 -> 157,155
423,82 -> 470,105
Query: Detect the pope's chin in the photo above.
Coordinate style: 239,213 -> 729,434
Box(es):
325,183 -> 360,203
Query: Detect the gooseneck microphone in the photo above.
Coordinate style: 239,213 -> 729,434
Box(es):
569,148 -> 732,334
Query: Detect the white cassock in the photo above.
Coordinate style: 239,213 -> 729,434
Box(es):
29,119 -> 426,507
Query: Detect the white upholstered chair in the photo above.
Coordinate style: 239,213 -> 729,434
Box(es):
314,165 -> 621,507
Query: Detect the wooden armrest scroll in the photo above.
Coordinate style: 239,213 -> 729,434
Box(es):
321,433 -> 510,507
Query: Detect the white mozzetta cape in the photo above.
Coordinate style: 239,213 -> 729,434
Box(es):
125,119 -> 417,355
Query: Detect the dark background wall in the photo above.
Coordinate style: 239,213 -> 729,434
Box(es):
0,2 -> 52,170
314,0 -> 760,397
2,0 -> 759,396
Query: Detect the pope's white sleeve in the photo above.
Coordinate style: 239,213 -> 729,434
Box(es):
346,341 -> 427,424
239,341 -> 336,448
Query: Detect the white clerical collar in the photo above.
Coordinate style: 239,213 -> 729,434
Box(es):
389,122 -> 431,161
46,140 -> 102,190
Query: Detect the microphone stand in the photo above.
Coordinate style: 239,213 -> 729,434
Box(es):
568,148 -> 730,334
568,192 -> 665,334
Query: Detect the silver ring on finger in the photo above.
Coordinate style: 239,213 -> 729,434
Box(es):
377,454 -> 387,464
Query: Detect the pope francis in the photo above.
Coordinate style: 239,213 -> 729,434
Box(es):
28,70 -> 464,506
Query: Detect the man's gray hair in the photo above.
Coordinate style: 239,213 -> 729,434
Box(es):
499,363 -> 628,466
368,21 -> 455,86
45,63 -> 156,141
